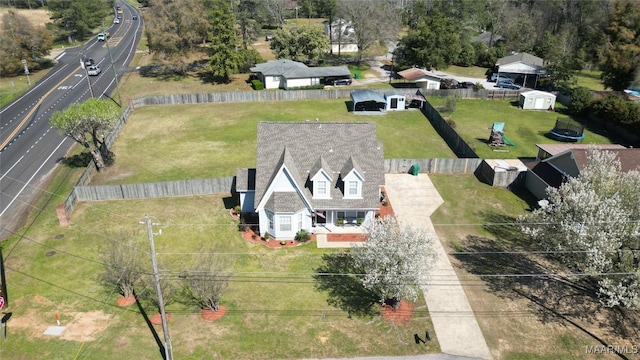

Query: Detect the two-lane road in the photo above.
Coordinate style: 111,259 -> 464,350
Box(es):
0,2 -> 142,238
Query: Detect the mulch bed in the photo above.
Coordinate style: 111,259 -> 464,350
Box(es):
116,296 -> 136,307
380,299 -> 414,325
150,312 -> 172,325
236,187 -> 395,246
201,306 -> 227,321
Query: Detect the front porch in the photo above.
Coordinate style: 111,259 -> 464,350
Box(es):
312,222 -> 368,235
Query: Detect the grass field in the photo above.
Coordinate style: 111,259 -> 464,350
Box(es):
576,69 -> 605,91
1,165 -> 440,359
430,98 -> 614,159
91,99 -> 456,185
429,174 -> 638,359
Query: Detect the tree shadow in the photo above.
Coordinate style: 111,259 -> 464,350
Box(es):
452,210 -> 640,349
61,152 -> 92,168
314,252 -> 379,318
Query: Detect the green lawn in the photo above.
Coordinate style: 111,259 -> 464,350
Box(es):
429,174 -> 625,359
430,98 -> 614,159
576,69 -> 605,91
1,176 -> 439,359
91,99 -> 456,185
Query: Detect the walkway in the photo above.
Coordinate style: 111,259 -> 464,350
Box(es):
384,174 -> 493,360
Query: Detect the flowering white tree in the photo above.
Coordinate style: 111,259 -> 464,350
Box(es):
519,149 -> 640,308
350,217 -> 436,308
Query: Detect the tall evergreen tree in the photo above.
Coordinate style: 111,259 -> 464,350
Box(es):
599,0 -> 640,91
206,0 -> 240,82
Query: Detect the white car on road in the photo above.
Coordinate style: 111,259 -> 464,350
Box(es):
87,65 -> 101,76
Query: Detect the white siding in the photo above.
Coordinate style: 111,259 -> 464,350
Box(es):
285,77 -> 318,89
385,95 -> 406,111
264,75 -> 282,89
330,43 -> 358,53
272,169 -> 297,192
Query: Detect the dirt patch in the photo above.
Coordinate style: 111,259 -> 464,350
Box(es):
380,299 -> 414,325
116,296 -> 136,307
12,308 -> 112,342
150,312 -> 172,325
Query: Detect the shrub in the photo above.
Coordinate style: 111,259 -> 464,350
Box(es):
280,240 -> 287,245
252,79 -> 264,90
294,229 -> 311,242
233,205 -> 241,214
442,95 -> 457,112
473,82 -> 484,90
569,86 -> 593,115
263,232 -> 270,240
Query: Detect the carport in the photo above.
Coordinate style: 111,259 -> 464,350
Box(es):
350,90 -> 386,112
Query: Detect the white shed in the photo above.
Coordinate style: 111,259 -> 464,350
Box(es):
385,94 -> 406,111
519,90 -> 556,110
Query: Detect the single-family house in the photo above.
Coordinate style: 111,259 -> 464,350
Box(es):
397,68 -> 444,90
324,18 -> 358,54
519,90 -> 556,110
525,144 -> 638,199
235,122 -> 385,240
495,52 -> 546,88
250,60 -> 351,89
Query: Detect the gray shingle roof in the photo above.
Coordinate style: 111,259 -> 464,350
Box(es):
249,60 -> 351,79
496,52 -> 544,68
264,192 -> 306,212
235,168 -> 255,191
255,122 -> 384,211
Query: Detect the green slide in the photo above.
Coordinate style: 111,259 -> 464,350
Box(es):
503,135 -> 515,146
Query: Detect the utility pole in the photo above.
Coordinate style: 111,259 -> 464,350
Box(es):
102,22 -> 122,106
143,215 -> 173,360
0,245 -> 7,309
80,58 -> 96,98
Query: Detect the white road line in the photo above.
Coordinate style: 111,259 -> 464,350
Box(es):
0,64 -> 69,115
0,137 -> 68,217
0,155 -> 25,181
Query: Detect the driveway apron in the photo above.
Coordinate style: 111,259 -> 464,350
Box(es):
384,174 -> 492,360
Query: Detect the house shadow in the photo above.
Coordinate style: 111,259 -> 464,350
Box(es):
344,100 -> 353,112
314,252 -> 379,318
452,210 -> 640,351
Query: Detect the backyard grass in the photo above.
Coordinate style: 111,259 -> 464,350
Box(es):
430,98 -> 614,159
1,182 -> 439,359
90,99 -> 456,185
576,69 -> 605,91
429,174 -> 638,359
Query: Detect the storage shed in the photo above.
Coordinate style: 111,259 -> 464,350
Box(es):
519,90 -> 556,110
384,93 -> 406,111
351,90 -> 386,112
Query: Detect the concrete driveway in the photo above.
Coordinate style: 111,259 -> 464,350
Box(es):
385,174 -> 493,360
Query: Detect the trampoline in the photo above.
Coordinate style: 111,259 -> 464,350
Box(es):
550,117 -> 585,141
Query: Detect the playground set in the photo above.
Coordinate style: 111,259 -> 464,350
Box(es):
489,122 -> 515,149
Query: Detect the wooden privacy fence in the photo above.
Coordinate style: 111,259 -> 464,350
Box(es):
384,158 -> 483,174
131,88 -> 525,108
421,100 -> 479,158
73,177 -> 234,201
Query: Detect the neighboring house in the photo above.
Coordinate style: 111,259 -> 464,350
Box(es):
250,60 -> 351,89
236,122 -> 385,240
495,52 -> 546,88
397,68 -> 444,90
525,144 -> 637,199
519,90 -> 556,110
324,18 -> 358,54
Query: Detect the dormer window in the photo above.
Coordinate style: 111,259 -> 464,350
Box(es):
311,169 -> 332,199
348,180 -> 359,196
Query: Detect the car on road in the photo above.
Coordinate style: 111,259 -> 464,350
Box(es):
325,77 -> 352,86
83,57 -> 94,67
114,18 -> 120,24
132,14 -> 138,20
97,32 -> 109,41
87,66 -> 101,76
496,78 -> 521,90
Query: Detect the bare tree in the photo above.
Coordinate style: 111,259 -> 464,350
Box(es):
261,0 -> 289,29
98,231 -> 145,299
337,0 -> 401,63
182,250 -> 235,312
